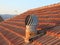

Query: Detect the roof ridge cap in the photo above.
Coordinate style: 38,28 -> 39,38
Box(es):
29,2 -> 60,11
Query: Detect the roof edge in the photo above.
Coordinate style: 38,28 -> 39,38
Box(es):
29,2 -> 60,11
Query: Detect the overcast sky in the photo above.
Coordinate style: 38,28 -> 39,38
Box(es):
0,0 -> 60,14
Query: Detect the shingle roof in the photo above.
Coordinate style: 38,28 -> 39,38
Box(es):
0,3 -> 60,45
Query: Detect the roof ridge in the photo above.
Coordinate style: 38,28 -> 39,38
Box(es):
29,2 -> 60,11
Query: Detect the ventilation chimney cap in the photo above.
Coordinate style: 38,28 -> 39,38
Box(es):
25,14 -> 38,25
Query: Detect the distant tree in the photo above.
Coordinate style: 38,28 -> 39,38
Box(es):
0,16 -> 4,22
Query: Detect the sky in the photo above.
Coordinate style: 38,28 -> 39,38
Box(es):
0,0 -> 60,14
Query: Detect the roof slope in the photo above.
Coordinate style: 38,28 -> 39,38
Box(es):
0,3 -> 60,45
32,26 -> 60,45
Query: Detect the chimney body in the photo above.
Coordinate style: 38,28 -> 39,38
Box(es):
25,15 -> 38,43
